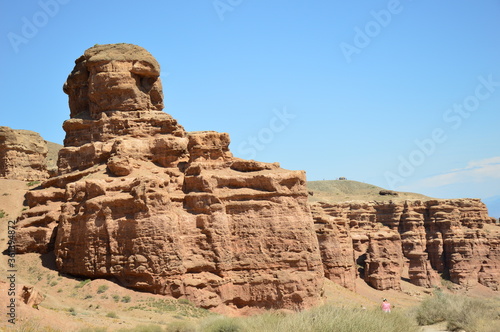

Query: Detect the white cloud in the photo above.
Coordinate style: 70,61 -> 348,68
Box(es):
403,156 -> 500,189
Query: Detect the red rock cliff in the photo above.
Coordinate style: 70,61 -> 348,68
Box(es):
312,199 -> 499,291
15,44 -> 324,311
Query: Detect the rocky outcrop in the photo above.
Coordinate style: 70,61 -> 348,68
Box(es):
20,285 -> 44,307
16,43 -> 324,311
311,204 -> 356,291
312,199 -> 499,291
0,126 -> 49,181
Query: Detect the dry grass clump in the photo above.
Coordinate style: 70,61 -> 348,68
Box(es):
165,304 -> 418,332
13,319 -> 60,332
415,290 -> 500,332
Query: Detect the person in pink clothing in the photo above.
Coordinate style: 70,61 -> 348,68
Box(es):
381,298 -> 391,313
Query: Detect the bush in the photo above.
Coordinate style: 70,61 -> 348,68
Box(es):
97,285 -> 109,294
415,291 -> 500,332
199,316 -> 242,332
75,279 -> 91,288
121,295 -> 131,303
112,294 -> 120,302
415,291 -> 450,325
106,312 -> 118,318
0,210 -> 6,218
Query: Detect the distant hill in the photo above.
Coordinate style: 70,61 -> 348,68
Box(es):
306,179 -> 431,204
45,140 -> 63,172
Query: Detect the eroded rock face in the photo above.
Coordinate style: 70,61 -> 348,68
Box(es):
0,126 -> 49,181
312,199 -> 499,291
16,43 -> 324,311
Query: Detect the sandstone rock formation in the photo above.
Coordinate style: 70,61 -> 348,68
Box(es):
312,199 -> 499,291
16,43 -> 324,311
0,126 -> 49,181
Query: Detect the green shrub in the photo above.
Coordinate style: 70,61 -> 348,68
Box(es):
68,307 -> 76,316
200,316 -> 242,332
121,295 -> 131,303
106,312 -> 118,318
415,291 -> 450,325
415,291 -> 500,332
112,294 -> 120,302
0,210 -> 5,218
97,285 -> 109,294
27,180 -> 40,187
75,279 -> 91,288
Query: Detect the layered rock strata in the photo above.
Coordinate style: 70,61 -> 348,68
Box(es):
312,199 -> 499,291
16,44 -> 324,311
0,126 -> 49,181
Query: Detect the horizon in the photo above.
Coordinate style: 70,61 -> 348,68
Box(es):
1,0 -> 499,217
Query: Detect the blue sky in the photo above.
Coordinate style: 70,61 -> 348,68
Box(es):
1,0 -> 499,216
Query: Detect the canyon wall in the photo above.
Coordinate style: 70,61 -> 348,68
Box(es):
312,199 -> 499,291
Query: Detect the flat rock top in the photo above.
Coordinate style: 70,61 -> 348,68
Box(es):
307,179 -> 431,203
83,43 -> 160,73
0,126 -> 47,153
